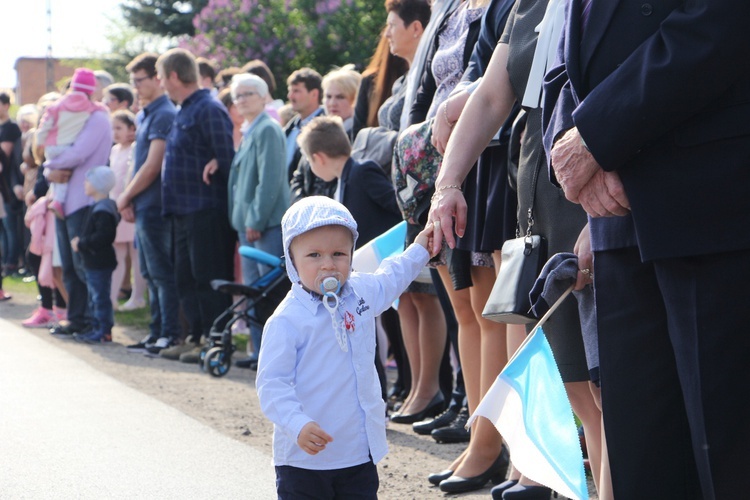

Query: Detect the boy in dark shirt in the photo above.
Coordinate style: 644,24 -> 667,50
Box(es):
71,166 -> 120,343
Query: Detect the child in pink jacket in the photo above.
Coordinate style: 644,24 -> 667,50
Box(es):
35,68 -> 108,218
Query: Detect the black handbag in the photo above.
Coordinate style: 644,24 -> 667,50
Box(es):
482,155 -> 547,324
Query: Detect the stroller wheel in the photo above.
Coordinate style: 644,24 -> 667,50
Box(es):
204,347 -> 231,377
198,346 -> 210,372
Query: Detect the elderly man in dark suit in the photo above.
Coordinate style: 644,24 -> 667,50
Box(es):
542,1 -> 750,498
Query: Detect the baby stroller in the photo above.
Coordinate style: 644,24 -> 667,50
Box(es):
201,246 -> 290,377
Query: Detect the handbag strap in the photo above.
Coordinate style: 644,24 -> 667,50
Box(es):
518,152 -> 545,239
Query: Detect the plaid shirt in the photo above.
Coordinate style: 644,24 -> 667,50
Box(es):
162,89 -> 235,216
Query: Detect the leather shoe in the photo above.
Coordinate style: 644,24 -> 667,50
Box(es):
390,392 -> 445,424
427,469 -> 453,486
431,407 -> 470,443
491,479 -> 519,499
501,484 -> 552,499
235,356 -> 258,370
439,448 -> 509,493
413,406 -> 458,435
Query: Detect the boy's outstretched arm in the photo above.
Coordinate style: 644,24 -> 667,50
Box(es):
414,222 -> 440,259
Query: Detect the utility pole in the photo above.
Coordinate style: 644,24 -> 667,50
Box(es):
46,0 -> 55,91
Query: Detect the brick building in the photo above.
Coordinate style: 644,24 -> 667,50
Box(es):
13,57 -> 76,105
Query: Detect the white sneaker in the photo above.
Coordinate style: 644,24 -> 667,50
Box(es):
118,298 -> 147,312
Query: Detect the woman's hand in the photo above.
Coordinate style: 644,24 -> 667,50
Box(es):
427,186 -> 466,255
573,222 -> 593,290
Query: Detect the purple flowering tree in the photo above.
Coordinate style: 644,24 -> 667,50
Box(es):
181,0 -> 385,96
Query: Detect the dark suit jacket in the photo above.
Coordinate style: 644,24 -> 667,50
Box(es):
542,0 -> 750,260
339,158 -> 401,248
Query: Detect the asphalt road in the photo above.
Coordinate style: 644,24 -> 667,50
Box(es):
0,317 -> 277,499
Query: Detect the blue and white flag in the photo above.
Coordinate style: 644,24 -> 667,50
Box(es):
352,221 -> 407,274
468,287 -> 587,500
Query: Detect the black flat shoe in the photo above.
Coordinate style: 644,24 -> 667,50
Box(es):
413,406 -> 458,435
491,479 -> 519,499
427,469 -> 453,486
438,448 -> 509,494
501,484 -> 552,499
390,392 -> 445,424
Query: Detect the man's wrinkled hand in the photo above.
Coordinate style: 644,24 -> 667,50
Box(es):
550,127 -> 600,203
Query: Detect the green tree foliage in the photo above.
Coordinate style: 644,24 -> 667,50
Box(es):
180,0 -> 386,95
121,0 -> 209,37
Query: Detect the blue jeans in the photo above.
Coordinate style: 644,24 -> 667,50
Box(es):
135,206 -> 180,341
84,268 -> 114,336
237,225 -> 283,357
56,207 -> 91,330
173,208 -> 234,343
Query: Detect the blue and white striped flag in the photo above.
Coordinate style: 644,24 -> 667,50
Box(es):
468,287 -> 588,500
352,221 -> 407,274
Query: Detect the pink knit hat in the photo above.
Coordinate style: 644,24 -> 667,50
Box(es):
71,68 -> 97,95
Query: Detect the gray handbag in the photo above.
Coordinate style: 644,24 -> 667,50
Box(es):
351,126 -> 398,174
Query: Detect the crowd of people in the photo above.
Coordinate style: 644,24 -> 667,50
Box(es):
1,0 -> 748,498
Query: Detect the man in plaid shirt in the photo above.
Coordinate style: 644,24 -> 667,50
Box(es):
155,48 -> 235,358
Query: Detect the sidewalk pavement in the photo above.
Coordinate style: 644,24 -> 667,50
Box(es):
0,318 -> 277,499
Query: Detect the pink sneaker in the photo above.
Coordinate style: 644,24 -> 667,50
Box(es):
48,200 -> 65,219
53,306 -> 68,323
22,307 -> 55,328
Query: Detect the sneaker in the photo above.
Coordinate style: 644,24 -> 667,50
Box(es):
50,322 -> 88,338
48,200 -> 65,219
74,331 -> 112,344
53,307 -> 67,323
126,336 -> 158,353
22,307 -> 55,328
118,298 -> 146,312
145,336 -> 174,355
159,342 -> 196,360
179,345 -> 206,364
0,290 -> 11,301
231,319 -> 250,335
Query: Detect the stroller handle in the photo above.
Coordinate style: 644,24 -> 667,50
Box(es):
239,246 -> 283,268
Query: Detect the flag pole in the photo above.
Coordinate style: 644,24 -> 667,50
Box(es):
504,284 -> 574,368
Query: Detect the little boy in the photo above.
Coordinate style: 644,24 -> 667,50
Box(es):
70,166 -> 120,343
296,115 -> 401,248
256,196 -> 436,498
36,67 -> 108,218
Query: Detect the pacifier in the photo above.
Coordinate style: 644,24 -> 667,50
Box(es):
315,272 -> 343,312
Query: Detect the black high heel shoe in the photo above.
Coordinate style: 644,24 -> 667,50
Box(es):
501,484 -> 552,499
390,392 -> 445,424
491,479 -> 519,499
427,469 -> 453,486
438,446 -> 510,494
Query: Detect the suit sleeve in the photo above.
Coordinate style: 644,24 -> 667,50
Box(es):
573,0 -> 750,171
362,162 -> 401,218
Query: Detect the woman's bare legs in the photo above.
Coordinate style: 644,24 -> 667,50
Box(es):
397,291 -> 447,415
397,292 -> 420,412
589,383 -> 613,499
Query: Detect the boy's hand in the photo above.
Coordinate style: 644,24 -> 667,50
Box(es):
415,223 -> 440,258
297,422 -> 333,455
70,236 -> 79,252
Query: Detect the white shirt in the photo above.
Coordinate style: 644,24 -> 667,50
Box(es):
256,243 -> 429,470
